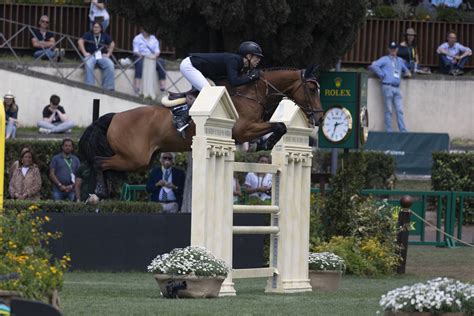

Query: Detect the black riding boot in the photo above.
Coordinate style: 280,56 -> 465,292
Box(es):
171,104 -> 191,137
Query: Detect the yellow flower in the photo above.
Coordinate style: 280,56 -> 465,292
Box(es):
28,204 -> 39,211
44,216 -> 50,222
50,267 -> 58,274
8,241 -> 17,249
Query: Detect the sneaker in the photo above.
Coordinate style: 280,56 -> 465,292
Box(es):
456,69 -> 464,76
38,128 -> 51,134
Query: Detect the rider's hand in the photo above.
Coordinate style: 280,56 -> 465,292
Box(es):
156,180 -> 166,187
248,69 -> 260,80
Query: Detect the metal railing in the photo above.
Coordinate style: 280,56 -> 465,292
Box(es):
0,18 -> 186,97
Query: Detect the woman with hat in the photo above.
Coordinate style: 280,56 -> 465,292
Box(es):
398,28 -> 419,72
3,91 -> 19,139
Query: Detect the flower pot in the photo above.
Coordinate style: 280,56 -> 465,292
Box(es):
0,290 -> 22,306
308,270 -> 342,291
154,274 -> 225,298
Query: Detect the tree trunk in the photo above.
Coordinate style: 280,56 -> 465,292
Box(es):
180,152 -> 193,213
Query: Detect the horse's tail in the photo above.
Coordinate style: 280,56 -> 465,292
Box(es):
78,113 -> 116,166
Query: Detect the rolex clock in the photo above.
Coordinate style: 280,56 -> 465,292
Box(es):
321,106 -> 353,143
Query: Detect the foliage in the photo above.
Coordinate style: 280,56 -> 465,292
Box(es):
414,3 -> 435,21
0,206 -> 70,300
432,152 -> 474,224
109,0 -> 368,70
391,0 -> 413,20
147,246 -> 230,277
308,252 -> 346,272
373,5 -> 397,19
436,5 -> 464,22
3,199 -> 162,213
379,278 -> 474,314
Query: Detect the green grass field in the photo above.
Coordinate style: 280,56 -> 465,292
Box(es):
60,246 -> 474,316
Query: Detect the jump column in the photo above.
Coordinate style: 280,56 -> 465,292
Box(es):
189,86 -> 239,296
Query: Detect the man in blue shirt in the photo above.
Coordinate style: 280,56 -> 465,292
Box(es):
369,42 -> 412,132
437,32 -> 472,76
49,138 -> 80,201
78,22 -> 115,90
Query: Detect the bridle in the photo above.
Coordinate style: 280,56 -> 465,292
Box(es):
232,70 -> 324,125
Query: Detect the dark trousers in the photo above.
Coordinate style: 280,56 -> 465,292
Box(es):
439,55 -> 470,74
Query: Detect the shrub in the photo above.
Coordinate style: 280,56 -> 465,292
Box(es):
0,206 -> 70,301
391,0 -> 413,20
3,199 -> 162,213
373,5 -> 397,19
436,5 -> 464,22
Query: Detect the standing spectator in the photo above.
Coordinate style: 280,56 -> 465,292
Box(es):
132,27 -> 167,95
398,28 -> 419,72
146,153 -> 185,213
37,94 -> 76,134
9,149 -> 42,200
3,91 -> 19,139
369,41 -> 412,132
88,0 -> 110,31
31,15 -> 60,60
9,147 -> 31,181
245,154 -> 272,202
49,138 -> 80,201
78,22 -> 115,90
74,160 -> 96,202
437,32 -> 472,76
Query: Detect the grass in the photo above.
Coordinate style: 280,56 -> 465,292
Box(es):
59,246 -> 474,316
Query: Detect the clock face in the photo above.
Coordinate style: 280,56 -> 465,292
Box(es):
360,107 -> 369,145
322,106 -> 353,143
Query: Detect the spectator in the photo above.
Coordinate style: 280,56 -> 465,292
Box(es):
9,148 -> 42,200
146,152 -> 185,213
437,32 -> 472,76
78,22 -> 115,90
233,178 -> 242,204
49,138 -> 80,201
398,28 -> 420,72
31,15 -> 61,61
74,160 -> 97,202
88,0 -> 110,31
369,41 -> 412,132
3,91 -> 19,139
37,94 -> 76,134
132,27 -> 167,95
9,147 -> 31,181
245,154 -> 272,202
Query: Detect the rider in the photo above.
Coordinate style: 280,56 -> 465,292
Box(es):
179,41 -> 264,91
171,89 -> 199,137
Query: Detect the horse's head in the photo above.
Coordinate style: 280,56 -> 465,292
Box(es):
259,66 -> 324,126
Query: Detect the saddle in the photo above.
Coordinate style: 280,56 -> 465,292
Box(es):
161,89 -> 199,108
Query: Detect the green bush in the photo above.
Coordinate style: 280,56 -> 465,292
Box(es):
373,5 -> 397,19
3,199 -> 162,213
436,6 -> 464,22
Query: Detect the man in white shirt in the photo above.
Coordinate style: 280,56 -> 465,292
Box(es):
437,32 -> 472,76
245,155 -> 272,202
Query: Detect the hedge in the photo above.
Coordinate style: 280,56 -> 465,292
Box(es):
3,199 -> 162,213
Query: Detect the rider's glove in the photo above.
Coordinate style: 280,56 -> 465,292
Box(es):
248,69 -> 260,80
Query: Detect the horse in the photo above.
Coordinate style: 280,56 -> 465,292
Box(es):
79,66 -> 324,196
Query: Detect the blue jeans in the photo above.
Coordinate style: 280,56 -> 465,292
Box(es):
6,120 -> 16,139
52,186 -> 76,201
439,55 -> 470,74
134,57 -> 166,80
382,85 -> 407,132
33,49 -> 57,60
37,120 -> 76,133
84,55 -> 115,90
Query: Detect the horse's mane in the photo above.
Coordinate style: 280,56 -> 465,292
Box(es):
261,67 -> 299,72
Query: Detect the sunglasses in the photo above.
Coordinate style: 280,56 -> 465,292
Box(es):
40,20 -> 49,24
162,157 -> 173,161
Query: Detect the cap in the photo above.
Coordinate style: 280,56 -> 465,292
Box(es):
388,42 -> 398,49
4,90 -> 14,99
405,28 -> 416,36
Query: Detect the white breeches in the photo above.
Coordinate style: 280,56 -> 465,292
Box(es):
179,57 -> 211,91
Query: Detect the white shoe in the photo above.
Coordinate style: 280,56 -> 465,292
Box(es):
38,128 -> 51,134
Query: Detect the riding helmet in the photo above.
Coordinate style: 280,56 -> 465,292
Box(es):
238,41 -> 264,57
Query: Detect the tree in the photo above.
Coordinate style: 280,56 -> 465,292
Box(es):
109,0 -> 368,69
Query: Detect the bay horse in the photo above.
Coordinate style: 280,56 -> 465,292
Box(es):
79,67 -> 323,196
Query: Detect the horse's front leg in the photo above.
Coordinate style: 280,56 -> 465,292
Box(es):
233,120 -> 287,151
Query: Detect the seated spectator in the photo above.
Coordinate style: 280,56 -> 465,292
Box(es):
74,160 -> 97,202
9,147 -> 31,181
146,152 -> 185,213
133,27 -> 167,94
37,94 -> 76,134
3,91 -> 19,139
89,0 -> 110,31
49,138 -> 80,201
398,28 -> 431,74
31,15 -> 61,61
437,32 -> 472,76
78,22 -> 115,90
245,154 -> 272,202
9,148 -> 42,200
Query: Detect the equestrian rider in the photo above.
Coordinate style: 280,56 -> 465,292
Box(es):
179,41 -> 264,91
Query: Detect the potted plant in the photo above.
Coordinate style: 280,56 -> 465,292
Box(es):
379,277 -> 474,316
308,252 -> 346,291
148,246 -> 230,298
